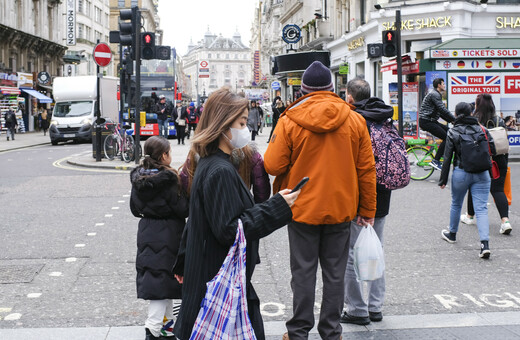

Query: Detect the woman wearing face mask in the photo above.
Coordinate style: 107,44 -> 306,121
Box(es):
172,87 -> 300,340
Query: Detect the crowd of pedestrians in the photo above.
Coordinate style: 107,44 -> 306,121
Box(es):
130,62 -> 513,339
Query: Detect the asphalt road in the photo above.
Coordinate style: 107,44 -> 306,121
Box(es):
0,135 -> 518,330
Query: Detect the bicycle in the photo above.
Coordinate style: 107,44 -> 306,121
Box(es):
104,123 -> 136,163
406,135 -> 441,181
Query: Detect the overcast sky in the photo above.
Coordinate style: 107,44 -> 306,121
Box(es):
157,0 -> 258,57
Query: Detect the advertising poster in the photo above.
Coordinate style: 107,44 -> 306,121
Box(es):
448,72 -> 520,117
388,82 -> 419,137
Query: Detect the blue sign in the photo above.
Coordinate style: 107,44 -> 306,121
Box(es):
282,24 -> 301,44
509,132 -> 520,146
271,81 -> 281,90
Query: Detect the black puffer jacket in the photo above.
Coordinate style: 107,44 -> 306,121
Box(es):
419,89 -> 455,122
130,167 -> 189,300
439,116 -> 496,186
353,97 -> 394,218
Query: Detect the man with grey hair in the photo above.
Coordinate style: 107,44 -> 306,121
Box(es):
342,77 -> 394,325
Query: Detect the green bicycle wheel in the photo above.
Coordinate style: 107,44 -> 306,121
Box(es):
103,135 -> 119,160
407,146 -> 435,180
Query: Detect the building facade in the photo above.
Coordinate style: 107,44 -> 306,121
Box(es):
182,29 -> 251,104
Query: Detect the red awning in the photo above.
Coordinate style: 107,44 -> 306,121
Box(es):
0,86 -> 21,95
381,55 -> 419,74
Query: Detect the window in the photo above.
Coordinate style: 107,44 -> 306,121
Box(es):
226,53 -> 229,59
235,54 -> 238,59
216,53 -> 220,59
95,30 -> 102,42
85,26 -> 91,40
78,0 -> 83,13
78,24 -> 84,39
131,0 -> 138,8
208,53 -> 212,58
95,7 -> 102,23
118,0 -> 125,7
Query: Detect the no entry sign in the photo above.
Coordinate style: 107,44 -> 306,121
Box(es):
93,43 -> 112,67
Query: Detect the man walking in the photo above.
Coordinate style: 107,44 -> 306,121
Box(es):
174,100 -> 186,145
418,78 -> 455,170
185,102 -> 198,139
341,77 -> 394,325
155,95 -> 171,138
4,108 -> 18,141
264,61 -> 377,340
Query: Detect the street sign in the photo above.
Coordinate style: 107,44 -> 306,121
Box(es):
282,24 -> 301,44
271,81 -> 281,90
200,60 -> 209,68
339,63 -> 349,75
93,43 -> 112,67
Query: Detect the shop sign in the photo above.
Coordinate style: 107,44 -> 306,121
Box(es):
271,81 -> 281,90
17,72 -> 34,88
66,0 -> 76,46
348,37 -> 365,51
496,17 -> 520,29
431,49 -> 520,59
0,72 -> 18,87
383,16 -> 451,31
288,78 -> 301,86
436,59 -> 520,70
339,63 -> 349,75
38,71 -> 51,85
282,24 -> 302,44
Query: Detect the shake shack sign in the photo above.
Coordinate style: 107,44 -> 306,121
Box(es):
66,0 -> 76,46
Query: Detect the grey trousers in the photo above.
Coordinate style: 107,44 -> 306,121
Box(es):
344,217 -> 386,317
286,221 -> 350,340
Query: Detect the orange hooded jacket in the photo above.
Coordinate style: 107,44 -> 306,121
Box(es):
264,91 -> 377,225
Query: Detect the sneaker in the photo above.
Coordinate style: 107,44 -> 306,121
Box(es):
431,159 -> 443,171
441,229 -> 456,243
479,241 -> 491,259
340,311 -> 370,325
500,221 -> 512,235
460,213 -> 476,225
369,311 -> 383,322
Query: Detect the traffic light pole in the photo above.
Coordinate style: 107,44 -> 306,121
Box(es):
134,9 -> 141,164
95,39 -> 102,162
396,10 -> 404,137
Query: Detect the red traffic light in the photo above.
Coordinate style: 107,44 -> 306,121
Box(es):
386,31 -> 394,41
144,34 -> 152,45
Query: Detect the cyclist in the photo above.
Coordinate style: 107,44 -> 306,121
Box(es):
419,78 -> 455,170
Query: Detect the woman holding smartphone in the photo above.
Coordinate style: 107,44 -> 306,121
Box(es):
172,87 -> 300,340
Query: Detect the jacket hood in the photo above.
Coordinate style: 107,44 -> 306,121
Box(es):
285,91 -> 350,133
130,167 -> 177,191
353,97 -> 394,122
454,115 -> 479,126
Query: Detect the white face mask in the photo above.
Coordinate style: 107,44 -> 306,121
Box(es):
225,127 -> 250,150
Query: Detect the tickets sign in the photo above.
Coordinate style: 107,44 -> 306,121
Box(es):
430,49 -> 520,58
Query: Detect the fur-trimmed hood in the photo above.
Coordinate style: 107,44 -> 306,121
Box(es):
130,166 -> 178,192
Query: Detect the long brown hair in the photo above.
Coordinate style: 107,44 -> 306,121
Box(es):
142,136 -> 176,174
190,87 -> 249,158
474,93 -> 496,125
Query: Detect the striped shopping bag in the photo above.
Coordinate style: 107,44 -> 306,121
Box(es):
189,219 -> 256,340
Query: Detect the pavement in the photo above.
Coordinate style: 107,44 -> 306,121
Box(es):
2,130 -> 520,339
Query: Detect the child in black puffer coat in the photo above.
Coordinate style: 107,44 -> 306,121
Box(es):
130,136 -> 189,340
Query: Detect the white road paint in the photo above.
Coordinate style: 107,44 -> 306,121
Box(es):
95,223 -> 105,226
27,293 -> 42,298
87,233 -> 97,236
74,244 -> 86,248
111,207 -> 119,210
118,200 -> 125,203
105,214 -> 113,217
65,257 -> 77,262
4,313 -> 22,320
49,272 -> 62,277
0,308 -> 12,313
435,292 -> 520,309
123,194 -> 130,197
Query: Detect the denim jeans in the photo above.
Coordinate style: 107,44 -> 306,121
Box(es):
449,167 -> 491,241
157,119 -> 169,138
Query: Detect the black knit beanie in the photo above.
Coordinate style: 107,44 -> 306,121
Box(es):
301,61 -> 334,94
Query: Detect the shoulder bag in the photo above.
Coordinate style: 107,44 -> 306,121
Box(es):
487,117 -> 510,155
480,125 -> 500,180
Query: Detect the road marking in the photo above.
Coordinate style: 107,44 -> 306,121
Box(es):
0,308 -> 12,313
123,194 -> 130,198
27,293 -> 41,298
87,233 -> 96,236
105,214 -> 113,217
49,272 -> 62,277
52,156 -> 131,173
112,207 -> 119,210
435,292 -> 520,309
4,313 -> 22,320
95,223 -> 105,226
75,244 -> 85,248
65,257 -> 77,262
118,200 -> 125,203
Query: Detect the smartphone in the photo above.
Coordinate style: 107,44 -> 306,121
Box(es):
291,177 -> 309,193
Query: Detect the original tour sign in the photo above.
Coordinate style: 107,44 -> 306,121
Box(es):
66,0 -> 76,46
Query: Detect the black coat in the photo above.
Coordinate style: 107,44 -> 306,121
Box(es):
353,97 -> 394,218
130,167 -> 189,300
172,150 -> 293,340
419,89 -> 455,122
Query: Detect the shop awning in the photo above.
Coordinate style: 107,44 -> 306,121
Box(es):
0,86 -> 21,95
21,88 -> 53,103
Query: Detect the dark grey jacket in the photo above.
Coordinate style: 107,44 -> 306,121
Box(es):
419,89 -> 455,122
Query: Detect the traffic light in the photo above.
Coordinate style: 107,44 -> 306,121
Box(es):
382,30 -> 397,57
155,46 -> 171,60
367,43 -> 383,59
119,7 -> 138,58
141,32 -> 155,60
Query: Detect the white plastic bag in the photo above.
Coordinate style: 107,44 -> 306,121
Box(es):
353,224 -> 385,281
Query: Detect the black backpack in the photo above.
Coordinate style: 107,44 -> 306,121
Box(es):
458,126 -> 492,173
6,112 -> 14,124
188,110 -> 197,123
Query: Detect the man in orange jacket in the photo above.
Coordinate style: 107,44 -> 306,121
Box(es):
264,61 -> 377,340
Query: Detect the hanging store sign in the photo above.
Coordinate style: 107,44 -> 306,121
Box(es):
282,24 -> 302,44
66,0 -> 76,46
339,63 -> 349,75
436,59 -> 520,70
431,49 -> 520,59
288,78 -> 301,86
382,16 -> 452,31
347,37 -> 365,51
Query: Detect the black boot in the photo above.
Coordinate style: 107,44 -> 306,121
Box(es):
479,241 -> 490,259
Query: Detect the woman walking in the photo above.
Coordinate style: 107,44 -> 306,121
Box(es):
172,88 -> 299,340
460,94 -> 511,235
439,102 -> 495,259
130,136 -> 189,339
268,98 -> 285,143
247,101 -> 262,141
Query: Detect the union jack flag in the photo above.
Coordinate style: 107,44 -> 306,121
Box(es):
485,75 -> 500,85
451,76 -> 467,85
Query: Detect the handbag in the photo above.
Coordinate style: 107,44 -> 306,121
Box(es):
487,117 -> 510,155
480,125 -> 500,180
189,219 -> 256,340
505,167 -> 512,205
